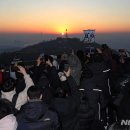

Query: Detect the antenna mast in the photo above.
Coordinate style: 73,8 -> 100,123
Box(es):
65,29 -> 68,38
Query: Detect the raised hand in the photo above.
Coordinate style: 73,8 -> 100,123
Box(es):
17,66 -> 27,76
64,67 -> 71,78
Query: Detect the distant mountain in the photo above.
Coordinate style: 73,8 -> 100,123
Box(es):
0,37 -> 101,66
0,46 -> 21,53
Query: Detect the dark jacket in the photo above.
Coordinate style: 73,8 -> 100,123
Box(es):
51,77 -> 80,130
15,72 -> 26,93
87,62 -> 111,102
32,64 -> 48,83
80,78 -> 106,120
32,65 -> 60,104
17,101 -> 60,130
47,66 -> 61,89
78,90 -> 95,130
117,92 -> 130,120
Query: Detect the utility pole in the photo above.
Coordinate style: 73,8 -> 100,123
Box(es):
65,29 -> 68,38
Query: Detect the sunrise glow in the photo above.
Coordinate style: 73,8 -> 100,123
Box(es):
0,0 -> 130,34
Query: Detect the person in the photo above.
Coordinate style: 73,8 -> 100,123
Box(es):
50,55 -> 59,70
59,53 -> 68,72
0,98 -> 17,130
86,52 -> 110,103
76,50 -> 86,68
68,51 -> 82,86
46,55 -> 61,89
80,68 -> 106,129
32,55 -> 61,104
108,121 -> 130,130
51,67 -> 80,130
1,66 -> 34,110
80,53 -> 109,128
101,44 -> 112,69
16,86 -> 60,130
32,54 -> 48,84
117,83 -> 130,120
118,49 -> 130,76
78,89 -> 95,130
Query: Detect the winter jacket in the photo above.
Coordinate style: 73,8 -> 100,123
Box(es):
48,66 -> 61,89
32,64 -> 48,84
51,76 -> 80,130
80,78 -> 106,120
1,74 -> 34,110
78,89 -> 95,130
117,93 -> 130,120
16,100 -> 60,130
87,62 -> 111,102
0,114 -> 17,130
15,72 -> 26,93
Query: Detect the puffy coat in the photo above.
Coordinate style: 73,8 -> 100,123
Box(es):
51,77 -> 80,130
17,101 -> 60,130
0,114 -> 17,130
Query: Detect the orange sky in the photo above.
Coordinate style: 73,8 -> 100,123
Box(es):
0,0 -> 130,34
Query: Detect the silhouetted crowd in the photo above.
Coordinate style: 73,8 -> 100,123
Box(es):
0,44 -> 130,130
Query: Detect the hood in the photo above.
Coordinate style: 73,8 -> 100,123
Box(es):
0,114 -> 17,130
22,101 -> 48,122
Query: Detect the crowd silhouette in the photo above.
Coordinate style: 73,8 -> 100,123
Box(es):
0,44 -> 130,130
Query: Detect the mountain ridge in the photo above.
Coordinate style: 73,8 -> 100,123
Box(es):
0,37 -> 101,65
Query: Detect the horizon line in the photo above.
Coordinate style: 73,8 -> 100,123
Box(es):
0,31 -> 130,35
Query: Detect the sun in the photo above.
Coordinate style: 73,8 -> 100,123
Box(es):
56,25 -> 68,35
61,32 -> 65,35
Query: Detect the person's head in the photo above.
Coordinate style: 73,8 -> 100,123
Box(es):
37,53 -> 46,66
61,53 -> 68,61
1,78 -> 16,92
44,55 -> 53,64
0,99 -> 14,119
27,86 -> 43,100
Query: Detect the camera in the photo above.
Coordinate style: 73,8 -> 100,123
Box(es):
10,59 -> 24,72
